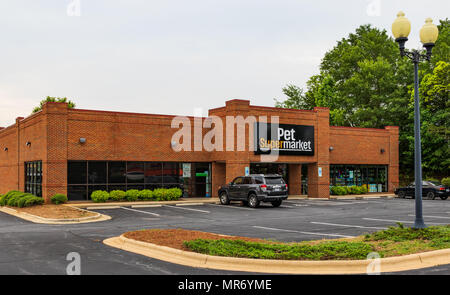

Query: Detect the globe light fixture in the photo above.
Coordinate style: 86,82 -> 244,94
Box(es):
392,11 -> 411,56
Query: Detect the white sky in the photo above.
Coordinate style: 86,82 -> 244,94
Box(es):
0,0 -> 448,127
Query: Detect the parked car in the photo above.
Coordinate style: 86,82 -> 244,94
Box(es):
218,174 -> 288,208
395,181 -> 449,200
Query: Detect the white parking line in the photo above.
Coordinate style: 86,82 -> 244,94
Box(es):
175,203 -> 204,206
279,205 -> 295,208
407,214 -> 450,220
362,218 -> 448,225
311,222 -> 386,230
131,204 -> 162,208
164,205 -> 210,213
86,206 -> 120,210
208,204 -> 255,211
120,206 -> 160,217
252,226 -> 355,238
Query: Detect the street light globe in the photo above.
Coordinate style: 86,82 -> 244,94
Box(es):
420,18 -> 439,45
392,11 -> 411,40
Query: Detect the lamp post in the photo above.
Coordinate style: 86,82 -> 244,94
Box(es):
391,12 -> 439,229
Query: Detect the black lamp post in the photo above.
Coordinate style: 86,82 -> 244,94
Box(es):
391,12 -> 439,229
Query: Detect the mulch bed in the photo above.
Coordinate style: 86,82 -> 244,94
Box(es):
14,205 -> 97,219
123,229 -> 268,250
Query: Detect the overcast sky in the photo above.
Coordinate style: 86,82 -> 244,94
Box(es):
0,0 -> 448,127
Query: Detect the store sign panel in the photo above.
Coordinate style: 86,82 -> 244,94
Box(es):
254,122 -> 314,156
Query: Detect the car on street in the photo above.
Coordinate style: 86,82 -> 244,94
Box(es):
395,181 -> 449,200
218,174 -> 288,208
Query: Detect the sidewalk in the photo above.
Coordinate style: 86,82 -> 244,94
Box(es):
67,194 -> 394,209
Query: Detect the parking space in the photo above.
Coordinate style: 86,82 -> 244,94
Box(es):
1,197 -> 449,274
89,197 -> 450,242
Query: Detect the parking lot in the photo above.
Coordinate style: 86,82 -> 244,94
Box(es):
0,197 -> 449,274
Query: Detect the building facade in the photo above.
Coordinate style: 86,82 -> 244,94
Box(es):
0,100 -> 399,202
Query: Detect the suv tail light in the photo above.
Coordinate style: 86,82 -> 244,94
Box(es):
439,187 -> 445,191
260,184 -> 267,191
285,184 -> 288,190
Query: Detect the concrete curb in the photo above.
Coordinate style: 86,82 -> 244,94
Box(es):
330,194 -> 395,200
68,199 -> 220,209
103,235 -> 450,274
0,206 -> 111,224
68,194 -> 395,209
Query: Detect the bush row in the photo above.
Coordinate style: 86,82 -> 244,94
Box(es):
330,185 -> 368,195
0,191 -> 44,207
91,188 -> 183,203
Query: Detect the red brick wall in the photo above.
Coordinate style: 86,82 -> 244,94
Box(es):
0,99 -> 399,201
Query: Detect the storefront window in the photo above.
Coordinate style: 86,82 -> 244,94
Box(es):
127,162 -> 144,183
330,165 -> 388,192
88,161 -> 107,184
67,161 -> 211,200
250,163 -> 288,182
25,161 -> 42,197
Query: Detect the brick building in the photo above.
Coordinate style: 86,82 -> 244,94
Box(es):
0,99 -> 399,202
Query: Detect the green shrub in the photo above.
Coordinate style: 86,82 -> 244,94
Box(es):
184,239 -> 374,260
359,185 -> 368,194
0,190 -> 21,206
0,191 -> 43,208
152,188 -> 166,201
331,185 -> 367,195
442,177 -> 450,187
51,194 -> 68,205
91,190 -> 109,203
23,196 -> 44,207
17,195 -> 37,208
152,188 -> 183,201
330,186 -> 347,195
7,192 -> 29,207
167,188 -> 182,200
138,189 -> 154,200
125,190 -> 139,202
349,186 -> 358,194
425,178 -> 439,183
109,190 -> 126,201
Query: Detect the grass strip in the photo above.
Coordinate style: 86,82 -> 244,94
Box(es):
183,224 -> 450,260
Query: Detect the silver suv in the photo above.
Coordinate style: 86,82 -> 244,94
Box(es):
218,174 -> 288,208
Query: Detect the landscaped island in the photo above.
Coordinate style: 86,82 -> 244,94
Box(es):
123,225 -> 450,260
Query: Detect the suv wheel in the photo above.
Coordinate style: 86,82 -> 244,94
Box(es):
427,191 -> 436,200
398,191 -> 406,198
219,192 -> 230,205
271,200 -> 282,207
440,196 -> 448,200
248,194 -> 260,208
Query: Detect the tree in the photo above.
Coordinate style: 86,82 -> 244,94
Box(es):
275,21 -> 449,180
412,61 -> 450,178
32,96 -> 76,113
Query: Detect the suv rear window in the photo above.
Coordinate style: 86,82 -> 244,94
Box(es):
264,177 -> 285,185
254,177 -> 264,184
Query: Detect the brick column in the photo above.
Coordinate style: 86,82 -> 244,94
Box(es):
211,162 -> 226,197
288,164 -> 302,195
307,107 -> 330,198
16,117 -> 24,192
225,160 -> 249,184
385,126 -> 399,192
42,102 -> 68,203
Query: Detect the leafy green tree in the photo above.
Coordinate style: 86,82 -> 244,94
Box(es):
411,61 -> 449,177
32,96 -> 76,113
275,21 -> 449,179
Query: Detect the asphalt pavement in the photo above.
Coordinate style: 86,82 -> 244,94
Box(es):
0,197 -> 449,275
